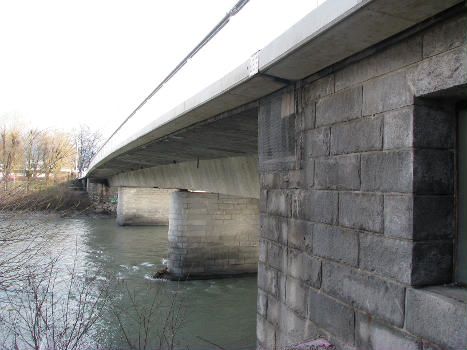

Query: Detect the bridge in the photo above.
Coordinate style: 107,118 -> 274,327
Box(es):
85,0 -> 467,348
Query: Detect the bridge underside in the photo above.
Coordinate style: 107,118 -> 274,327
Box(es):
93,104 -> 260,197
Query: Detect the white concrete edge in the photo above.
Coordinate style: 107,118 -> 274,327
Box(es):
85,0 -> 461,178
258,0 -> 364,72
86,59 -> 254,175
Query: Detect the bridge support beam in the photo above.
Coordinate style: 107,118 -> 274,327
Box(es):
167,190 -> 259,279
116,187 -> 173,226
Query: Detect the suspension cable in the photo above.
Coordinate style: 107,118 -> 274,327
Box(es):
93,0 -> 250,161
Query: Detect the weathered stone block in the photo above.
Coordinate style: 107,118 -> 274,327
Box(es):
286,168 -> 306,189
258,238 -> 268,263
286,277 -> 307,315
406,288 -> 467,349
363,70 -> 413,116
257,289 -> 268,317
313,224 -> 358,266
384,194 -> 413,239
287,218 -> 313,251
287,249 -> 321,288
423,12 -> 466,58
267,241 -> 284,271
307,289 -> 355,345
258,262 -> 279,297
339,192 -> 383,232
281,89 -> 295,118
276,216 -> 289,245
361,151 -> 413,192
330,117 -> 383,155
335,35 -> 422,91
300,191 -> 338,225
305,127 -> 330,158
384,194 -> 455,241
413,103 -> 455,149
413,196 -> 455,240
316,86 -> 362,126
356,313 -> 421,350
359,232 -> 412,283
322,262 -> 405,326
257,315 -> 276,350
303,75 -> 335,103
407,46 -> 466,97
314,154 -> 360,190
383,107 -> 413,149
296,103 -> 316,132
260,214 -> 280,242
414,149 -> 454,194
304,160 -> 314,189
278,305 -> 320,349
412,241 -> 452,286
267,190 -> 290,217
267,295 -> 280,326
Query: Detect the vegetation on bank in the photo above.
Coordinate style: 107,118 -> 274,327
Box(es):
0,180 -> 92,213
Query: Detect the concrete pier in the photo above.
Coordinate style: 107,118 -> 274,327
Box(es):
167,191 -> 259,279
116,187 -> 173,226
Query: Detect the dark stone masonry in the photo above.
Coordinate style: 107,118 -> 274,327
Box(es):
257,7 -> 466,350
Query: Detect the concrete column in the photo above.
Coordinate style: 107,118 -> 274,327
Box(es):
116,187 -> 173,226
167,191 -> 259,279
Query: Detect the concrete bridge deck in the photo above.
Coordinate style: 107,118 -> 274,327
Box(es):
85,0 -> 462,196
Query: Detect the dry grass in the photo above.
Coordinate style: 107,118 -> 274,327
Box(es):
0,180 -> 92,213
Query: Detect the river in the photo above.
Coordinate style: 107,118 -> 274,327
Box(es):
0,215 -> 257,350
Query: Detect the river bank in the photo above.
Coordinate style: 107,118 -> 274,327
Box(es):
0,180 -> 115,217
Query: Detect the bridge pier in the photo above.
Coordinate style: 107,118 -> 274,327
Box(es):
116,187 -> 173,226
167,190 -> 259,279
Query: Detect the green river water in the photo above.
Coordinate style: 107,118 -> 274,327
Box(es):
0,215 -> 257,350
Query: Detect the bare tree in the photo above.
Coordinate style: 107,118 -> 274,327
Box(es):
72,124 -> 102,177
1,255 -> 111,350
23,129 -> 44,191
0,116 -> 23,190
40,130 -> 75,185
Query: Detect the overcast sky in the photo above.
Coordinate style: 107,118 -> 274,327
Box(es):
0,0 -> 326,142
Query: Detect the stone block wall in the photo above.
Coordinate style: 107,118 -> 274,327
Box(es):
167,191 -> 259,279
116,187 -> 173,225
257,8 -> 466,350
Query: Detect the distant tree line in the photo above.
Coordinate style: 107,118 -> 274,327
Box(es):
0,114 -> 102,190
